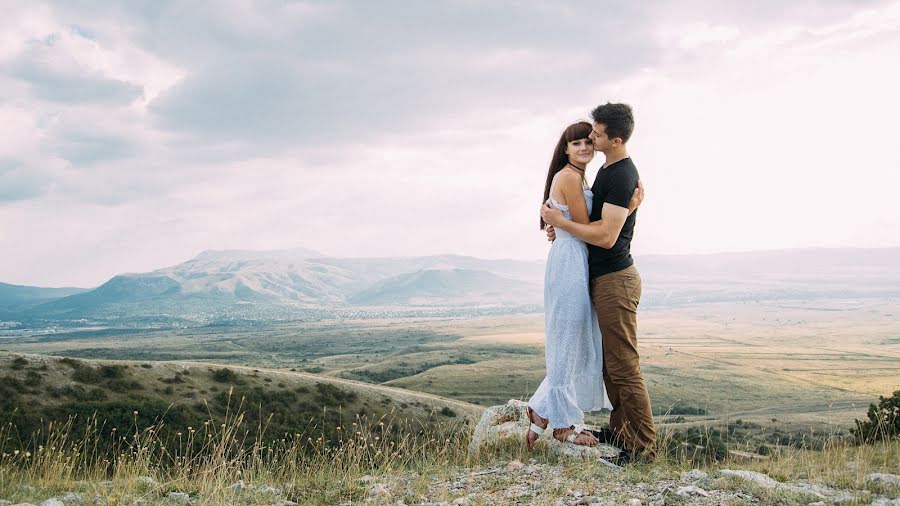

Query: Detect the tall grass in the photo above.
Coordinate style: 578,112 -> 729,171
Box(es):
0,388 -> 471,504
2,394 -> 898,505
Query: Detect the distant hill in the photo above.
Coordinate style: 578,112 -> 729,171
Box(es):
348,268 -> 541,306
0,282 -> 88,311
638,248 -> 900,307
7,250 -> 544,322
2,247 -> 898,324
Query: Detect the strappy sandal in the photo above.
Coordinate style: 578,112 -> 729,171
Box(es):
553,424 -> 599,447
525,406 -> 548,451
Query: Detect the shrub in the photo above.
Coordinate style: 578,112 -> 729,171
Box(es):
314,383 -> 358,405
107,380 -> 143,393
211,368 -> 241,384
59,357 -> 83,369
72,367 -> 104,384
11,356 -> 29,369
657,404 -> 707,416
440,406 -> 457,418
664,427 -> 729,463
853,390 -> 900,443
99,365 -> 124,379
0,375 -> 24,391
161,373 -> 186,384
25,371 -> 42,385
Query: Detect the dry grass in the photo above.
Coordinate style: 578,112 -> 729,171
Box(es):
0,389 -> 472,505
1,395 -> 897,506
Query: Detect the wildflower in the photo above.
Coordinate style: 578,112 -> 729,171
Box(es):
133,411 -> 139,415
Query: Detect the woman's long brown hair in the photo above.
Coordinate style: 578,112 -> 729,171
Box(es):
541,121 -> 592,230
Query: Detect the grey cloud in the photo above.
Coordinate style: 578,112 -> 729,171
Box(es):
5,44 -> 143,105
0,159 -> 51,203
138,0 -> 660,147
48,132 -> 136,165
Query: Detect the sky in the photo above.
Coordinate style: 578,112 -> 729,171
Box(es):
1,0 -> 899,288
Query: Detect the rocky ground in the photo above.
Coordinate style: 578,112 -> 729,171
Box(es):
3,465 -> 898,505
354,460 -> 899,506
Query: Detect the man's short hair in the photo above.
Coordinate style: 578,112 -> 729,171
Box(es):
590,102 -> 634,143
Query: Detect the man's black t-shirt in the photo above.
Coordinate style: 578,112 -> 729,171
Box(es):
588,157 -> 640,278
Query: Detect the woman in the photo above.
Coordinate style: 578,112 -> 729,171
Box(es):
525,121 -> 634,448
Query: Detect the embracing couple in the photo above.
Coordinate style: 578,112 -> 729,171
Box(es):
525,102 -> 654,464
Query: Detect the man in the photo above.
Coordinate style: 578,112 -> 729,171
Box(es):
540,102 -> 655,461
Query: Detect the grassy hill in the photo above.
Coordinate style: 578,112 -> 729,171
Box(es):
0,351 -> 482,450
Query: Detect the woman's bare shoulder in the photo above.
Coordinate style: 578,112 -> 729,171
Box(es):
556,168 -> 584,187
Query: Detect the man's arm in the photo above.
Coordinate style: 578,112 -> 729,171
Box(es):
543,180 -> 644,243
541,202 -> 628,248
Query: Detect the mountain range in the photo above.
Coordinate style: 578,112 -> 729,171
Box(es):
2,247 -> 898,326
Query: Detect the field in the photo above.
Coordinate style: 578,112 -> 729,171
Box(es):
3,299 -> 899,434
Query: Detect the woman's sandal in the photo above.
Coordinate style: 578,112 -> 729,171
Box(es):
525,406 -> 548,450
553,424 -> 599,447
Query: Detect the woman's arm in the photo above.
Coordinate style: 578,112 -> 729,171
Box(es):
555,170 -> 590,225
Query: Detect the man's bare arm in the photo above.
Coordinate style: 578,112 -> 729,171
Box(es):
543,180 -> 644,244
541,202 -> 628,248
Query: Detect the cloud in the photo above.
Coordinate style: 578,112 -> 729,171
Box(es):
0,158 -> 52,202
1,0 -> 899,287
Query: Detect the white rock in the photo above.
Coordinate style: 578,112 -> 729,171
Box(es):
256,485 -> 282,496
625,499 -> 641,506
868,473 -> 900,487
11,503 -> 37,506
470,400 -> 621,464
60,493 -> 82,505
682,469 -> 708,481
166,492 -> 190,504
870,500 -> 900,506
136,476 -> 157,487
719,469 -> 779,488
0,501 -> 12,506
40,500 -> 65,506
452,497 -> 469,506
675,486 -> 709,497
469,399 -> 531,453
230,480 -> 245,491
369,484 -> 390,498
807,502 -> 825,506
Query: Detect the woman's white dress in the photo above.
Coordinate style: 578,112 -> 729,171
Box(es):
528,173 -> 613,429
